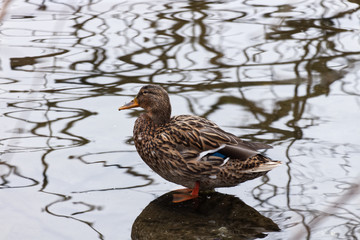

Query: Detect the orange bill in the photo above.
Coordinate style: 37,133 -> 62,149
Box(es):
118,97 -> 139,110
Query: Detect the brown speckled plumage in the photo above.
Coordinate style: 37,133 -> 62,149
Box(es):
119,85 -> 281,191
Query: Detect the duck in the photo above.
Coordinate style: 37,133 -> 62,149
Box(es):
119,85 -> 281,203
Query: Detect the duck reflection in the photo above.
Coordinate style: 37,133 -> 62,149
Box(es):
131,192 -> 279,240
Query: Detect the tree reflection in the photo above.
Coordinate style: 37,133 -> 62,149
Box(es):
1,0 -> 360,239
0,161 -> 38,188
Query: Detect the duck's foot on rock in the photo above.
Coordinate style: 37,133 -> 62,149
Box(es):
172,181 -> 200,203
172,193 -> 198,203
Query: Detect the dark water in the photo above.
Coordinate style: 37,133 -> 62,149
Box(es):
1,0 -> 360,239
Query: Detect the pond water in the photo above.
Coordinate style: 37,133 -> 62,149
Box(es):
1,0 -> 360,239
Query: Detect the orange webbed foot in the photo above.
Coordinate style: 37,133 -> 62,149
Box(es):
172,181 -> 200,203
172,193 -> 198,203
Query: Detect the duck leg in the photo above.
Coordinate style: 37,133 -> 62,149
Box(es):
172,188 -> 192,193
172,181 -> 200,203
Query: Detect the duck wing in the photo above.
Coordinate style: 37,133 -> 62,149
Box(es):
165,115 -> 270,164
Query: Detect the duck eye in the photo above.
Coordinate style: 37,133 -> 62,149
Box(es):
142,89 -> 155,95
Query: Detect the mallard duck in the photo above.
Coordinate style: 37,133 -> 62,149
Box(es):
119,85 -> 281,203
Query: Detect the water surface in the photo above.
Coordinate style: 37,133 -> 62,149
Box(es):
1,0 -> 360,239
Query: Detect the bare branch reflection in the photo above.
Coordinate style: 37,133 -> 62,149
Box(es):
1,0 -> 360,239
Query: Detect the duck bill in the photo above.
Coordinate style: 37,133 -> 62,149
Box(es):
118,97 -> 139,110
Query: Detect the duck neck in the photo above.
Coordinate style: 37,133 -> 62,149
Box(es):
149,105 -> 171,127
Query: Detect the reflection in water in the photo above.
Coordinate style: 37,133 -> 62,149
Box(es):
43,192 -> 105,240
132,192 -> 279,240
1,0 -> 360,239
69,151 -> 154,193
0,161 -> 38,188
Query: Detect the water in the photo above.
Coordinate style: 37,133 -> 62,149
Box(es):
1,0 -> 360,239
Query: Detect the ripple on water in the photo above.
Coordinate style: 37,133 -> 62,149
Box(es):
1,0 -> 360,239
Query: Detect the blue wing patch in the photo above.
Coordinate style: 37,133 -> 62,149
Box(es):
210,152 -> 226,159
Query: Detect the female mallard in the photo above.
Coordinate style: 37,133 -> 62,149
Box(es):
119,85 -> 281,203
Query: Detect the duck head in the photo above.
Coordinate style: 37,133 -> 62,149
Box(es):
119,85 -> 172,126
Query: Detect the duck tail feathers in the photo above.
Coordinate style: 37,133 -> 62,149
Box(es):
246,160 -> 281,173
